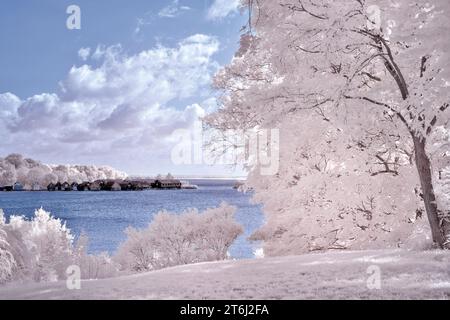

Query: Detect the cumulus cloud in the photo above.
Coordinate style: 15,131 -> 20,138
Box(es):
0,93 -> 20,123
0,34 -> 220,174
158,0 -> 191,18
207,0 -> 241,20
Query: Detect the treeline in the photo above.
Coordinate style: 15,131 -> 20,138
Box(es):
0,154 -> 127,188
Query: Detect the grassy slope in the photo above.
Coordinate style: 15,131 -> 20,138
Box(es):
1,249 -> 450,300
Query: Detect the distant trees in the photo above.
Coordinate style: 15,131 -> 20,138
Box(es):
115,203 -> 243,272
154,173 -> 176,180
206,0 -> 450,253
0,154 -> 128,187
166,173 -> 174,180
0,161 -> 16,187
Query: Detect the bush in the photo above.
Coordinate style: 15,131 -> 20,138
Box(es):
115,202 -> 243,272
0,211 -> 16,284
0,204 -> 243,284
73,234 -> 119,280
0,208 -> 118,284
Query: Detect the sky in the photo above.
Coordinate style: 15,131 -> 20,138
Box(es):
0,0 -> 247,177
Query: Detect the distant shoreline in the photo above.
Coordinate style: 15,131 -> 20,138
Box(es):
129,177 -> 247,181
0,178 -> 244,192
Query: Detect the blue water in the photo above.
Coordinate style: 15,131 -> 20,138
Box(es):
0,180 -> 263,259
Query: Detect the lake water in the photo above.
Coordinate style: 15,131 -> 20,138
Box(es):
0,179 -> 264,259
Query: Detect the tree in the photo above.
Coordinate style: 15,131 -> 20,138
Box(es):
0,162 -> 16,187
206,0 -> 450,252
166,173 -> 174,180
24,208 -> 74,281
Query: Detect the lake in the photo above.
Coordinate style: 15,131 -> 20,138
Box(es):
0,179 -> 264,259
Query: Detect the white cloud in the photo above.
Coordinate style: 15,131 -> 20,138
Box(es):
158,0 -> 191,18
0,35 -> 220,174
78,47 -> 91,61
133,13 -> 154,40
207,0 -> 240,20
0,92 -> 20,120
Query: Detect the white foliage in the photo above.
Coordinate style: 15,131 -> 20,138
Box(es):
73,234 -> 118,280
206,0 -> 450,255
0,210 -> 16,284
0,153 -> 127,187
430,126 -> 450,216
0,203 -> 243,284
436,168 -> 450,210
435,167 -> 450,245
115,203 -> 243,272
6,208 -> 74,282
0,208 -> 118,284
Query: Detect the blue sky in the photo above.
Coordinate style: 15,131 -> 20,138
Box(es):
0,0 -> 247,176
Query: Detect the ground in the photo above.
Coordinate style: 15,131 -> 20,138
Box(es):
1,249 -> 450,300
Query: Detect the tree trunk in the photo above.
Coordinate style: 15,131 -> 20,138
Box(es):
377,41 -> 450,247
412,134 -> 450,248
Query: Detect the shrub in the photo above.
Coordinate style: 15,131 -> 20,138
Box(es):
115,203 -> 243,272
0,210 -> 16,284
0,208 -> 118,284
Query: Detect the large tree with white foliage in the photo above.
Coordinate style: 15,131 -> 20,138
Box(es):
206,0 -> 450,253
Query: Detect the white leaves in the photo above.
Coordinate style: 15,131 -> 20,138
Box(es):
435,167 -> 450,212
0,153 -> 127,187
115,203 -> 243,272
0,217 -> 16,284
0,204 -> 240,284
0,208 -> 118,284
205,0 -> 450,256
